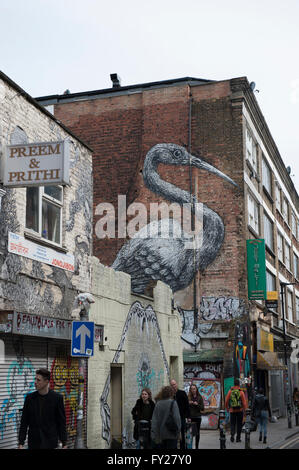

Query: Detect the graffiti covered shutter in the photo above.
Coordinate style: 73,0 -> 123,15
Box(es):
0,334 -> 48,449
48,340 -> 88,449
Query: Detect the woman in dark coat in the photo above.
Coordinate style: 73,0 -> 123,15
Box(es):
131,388 -> 155,448
188,383 -> 204,449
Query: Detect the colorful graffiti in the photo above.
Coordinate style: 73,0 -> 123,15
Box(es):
184,378 -> 221,430
50,356 -> 80,439
136,353 -> 164,395
0,338 -> 35,441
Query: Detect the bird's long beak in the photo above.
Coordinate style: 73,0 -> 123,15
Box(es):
190,156 -> 238,187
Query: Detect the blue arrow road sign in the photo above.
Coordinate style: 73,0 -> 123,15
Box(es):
71,321 -> 94,357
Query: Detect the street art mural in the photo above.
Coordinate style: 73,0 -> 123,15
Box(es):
0,127 -> 92,320
112,143 -> 237,295
100,301 -> 169,448
234,320 -> 251,384
0,338 -> 35,442
184,378 -> 221,430
50,355 -> 80,441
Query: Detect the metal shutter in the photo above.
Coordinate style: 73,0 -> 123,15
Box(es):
0,334 -> 48,449
48,340 -> 88,449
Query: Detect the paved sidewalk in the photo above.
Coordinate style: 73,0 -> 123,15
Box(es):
196,416 -> 299,450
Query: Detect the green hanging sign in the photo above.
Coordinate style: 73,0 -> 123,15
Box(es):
247,239 -> 267,300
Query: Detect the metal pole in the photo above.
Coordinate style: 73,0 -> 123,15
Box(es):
280,282 -> 292,429
75,307 -> 88,449
244,408 -> 251,449
219,410 -> 226,449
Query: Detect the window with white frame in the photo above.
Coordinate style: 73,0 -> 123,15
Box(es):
266,269 -> 276,292
291,211 -> 297,237
294,253 -> 298,279
277,232 -> 284,262
296,297 -> 299,324
275,184 -> 282,212
246,127 -> 257,171
287,290 -> 294,323
262,157 -> 272,196
26,185 -> 63,245
285,242 -> 291,271
264,212 -> 274,251
282,197 -> 289,224
248,193 -> 259,234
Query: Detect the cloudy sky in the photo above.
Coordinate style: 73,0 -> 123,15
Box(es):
1,0 -> 299,190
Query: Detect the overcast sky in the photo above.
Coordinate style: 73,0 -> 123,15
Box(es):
1,0 -> 299,191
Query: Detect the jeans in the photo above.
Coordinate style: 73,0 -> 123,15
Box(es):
230,411 -> 243,440
256,410 -> 268,437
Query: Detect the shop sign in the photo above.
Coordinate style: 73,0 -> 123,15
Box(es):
13,312 -> 72,340
247,239 -> 267,300
2,140 -> 69,187
8,232 -> 74,272
257,328 -> 274,352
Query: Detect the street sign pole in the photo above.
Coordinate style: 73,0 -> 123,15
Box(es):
75,307 -> 88,449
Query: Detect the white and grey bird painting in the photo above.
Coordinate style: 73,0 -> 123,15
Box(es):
112,143 -> 237,294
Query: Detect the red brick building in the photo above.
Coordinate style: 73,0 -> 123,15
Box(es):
37,76 -> 299,419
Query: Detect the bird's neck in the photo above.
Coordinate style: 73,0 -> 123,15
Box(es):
143,160 -> 192,205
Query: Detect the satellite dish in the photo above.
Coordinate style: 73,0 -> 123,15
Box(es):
249,82 -> 256,92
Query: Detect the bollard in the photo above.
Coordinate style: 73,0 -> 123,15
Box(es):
219,410 -> 226,449
287,402 -> 292,429
244,408 -> 251,450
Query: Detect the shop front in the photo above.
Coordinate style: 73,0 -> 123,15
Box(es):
0,311 -> 87,449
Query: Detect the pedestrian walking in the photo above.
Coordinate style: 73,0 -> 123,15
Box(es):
188,383 -> 204,449
151,386 -> 181,449
225,378 -> 247,443
18,368 -> 67,449
131,388 -> 155,449
170,379 -> 190,449
253,388 -> 272,444
293,387 -> 299,406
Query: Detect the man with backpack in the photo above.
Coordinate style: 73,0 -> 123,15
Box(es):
225,378 -> 247,443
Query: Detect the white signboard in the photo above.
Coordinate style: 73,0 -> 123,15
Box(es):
13,312 -> 72,340
8,232 -> 74,272
3,140 -> 69,187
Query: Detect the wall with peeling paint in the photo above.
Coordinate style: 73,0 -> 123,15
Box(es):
87,258 -> 183,449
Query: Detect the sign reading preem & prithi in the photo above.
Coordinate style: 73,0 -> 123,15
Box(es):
2,140 -> 69,187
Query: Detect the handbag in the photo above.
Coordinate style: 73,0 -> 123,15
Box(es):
165,400 -> 178,433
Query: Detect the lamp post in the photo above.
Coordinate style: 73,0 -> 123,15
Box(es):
280,281 -> 296,429
73,293 -> 95,449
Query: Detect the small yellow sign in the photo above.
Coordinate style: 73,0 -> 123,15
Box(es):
267,291 -> 278,301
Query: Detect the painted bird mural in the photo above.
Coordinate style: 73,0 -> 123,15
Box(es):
112,143 -> 237,294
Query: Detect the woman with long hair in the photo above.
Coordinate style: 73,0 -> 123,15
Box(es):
131,388 -> 155,449
151,386 -> 181,449
188,383 -> 204,449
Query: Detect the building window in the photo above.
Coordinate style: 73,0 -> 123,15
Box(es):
275,184 -> 282,212
285,242 -> 291,271
291,211 -> 297,238
26,185 -> 63,245
264,213 -> 274,251
246,127 -> 257,172
294,253 -> 299,279
262,157 -> 272,196
266,269 -> 276,292
248,193 -> 259,234
287,290 -> 294,323
277,232 -> 284,262
282,197 -> 289,224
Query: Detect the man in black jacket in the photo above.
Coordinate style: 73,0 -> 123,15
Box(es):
170,379 -> 190,449
18,368 -> 67,449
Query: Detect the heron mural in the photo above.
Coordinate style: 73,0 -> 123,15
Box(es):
112,143 -> 237,294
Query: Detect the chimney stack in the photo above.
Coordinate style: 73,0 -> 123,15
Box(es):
110,73 -> 121,88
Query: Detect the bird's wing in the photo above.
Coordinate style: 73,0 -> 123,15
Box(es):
112,219 -> 193,292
